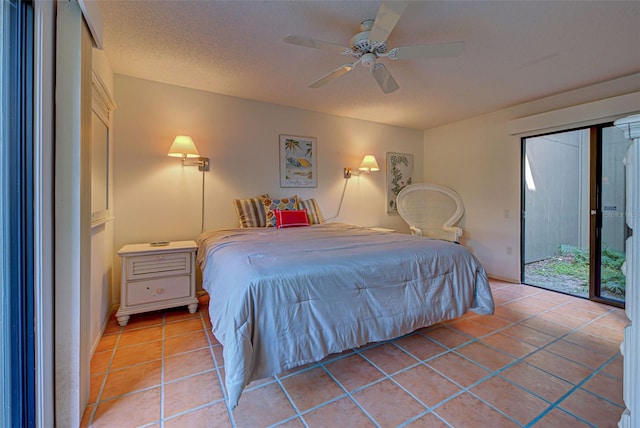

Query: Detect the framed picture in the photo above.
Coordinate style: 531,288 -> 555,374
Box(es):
280,134 -> 317,188
386,152 -> 414,213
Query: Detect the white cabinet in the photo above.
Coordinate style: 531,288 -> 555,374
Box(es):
116,240 -> 199,326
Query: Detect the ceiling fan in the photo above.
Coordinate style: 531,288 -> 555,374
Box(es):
283,1 -> 464,94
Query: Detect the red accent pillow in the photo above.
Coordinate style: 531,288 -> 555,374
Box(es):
275,209 -> 310,229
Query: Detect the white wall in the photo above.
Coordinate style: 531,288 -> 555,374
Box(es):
112,75 -> 423,295
424,74 -> 640,282
424,109 -> 522,281
89,47 -> 114,354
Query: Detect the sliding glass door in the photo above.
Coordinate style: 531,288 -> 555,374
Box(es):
522,123 -> 629,306
595,125 -> 631,304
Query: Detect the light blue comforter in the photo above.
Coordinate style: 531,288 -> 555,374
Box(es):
197,223 -> 493,409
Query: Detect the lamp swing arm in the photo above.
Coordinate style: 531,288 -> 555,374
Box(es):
167,135 -> 210,171
182,156 -> 210,172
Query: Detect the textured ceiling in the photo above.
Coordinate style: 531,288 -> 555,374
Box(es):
98,0 -> 640,130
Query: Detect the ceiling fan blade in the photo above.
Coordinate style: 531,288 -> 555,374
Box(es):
308,63 -> 355,88
391,41 -> 465,60
283,34 -> 349,54
369,1 -> 409,43
371,63 -> 399,94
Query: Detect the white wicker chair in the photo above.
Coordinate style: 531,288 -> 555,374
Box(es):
396,183 -> 465,242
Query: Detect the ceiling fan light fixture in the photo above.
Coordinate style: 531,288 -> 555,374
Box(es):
361,53 -> 376,68
360,19 -> 374,31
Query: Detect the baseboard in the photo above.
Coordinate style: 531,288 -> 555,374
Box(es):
90,303 -> 119,357
487,275 -> 521,284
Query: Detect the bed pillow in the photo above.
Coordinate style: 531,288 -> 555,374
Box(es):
262,195 -> 298,227
297,198 -> 324,225
233,194 -> 269,228
275,209 -> 310,229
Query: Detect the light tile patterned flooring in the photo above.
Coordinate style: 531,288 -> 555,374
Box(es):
82,280 -> 626,427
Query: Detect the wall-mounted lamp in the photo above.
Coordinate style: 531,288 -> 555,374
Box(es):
327,154 -> 380,222
167,135 -> 210,171
167,135 -> 210,233
344,154 -> 380,178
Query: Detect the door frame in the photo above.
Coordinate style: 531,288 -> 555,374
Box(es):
590,124 -> 625,308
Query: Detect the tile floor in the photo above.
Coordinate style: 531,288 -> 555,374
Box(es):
82,280 -> 627,427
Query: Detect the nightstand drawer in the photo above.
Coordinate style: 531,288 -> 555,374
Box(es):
127,275 -> 191,306
127,252 -> 191,281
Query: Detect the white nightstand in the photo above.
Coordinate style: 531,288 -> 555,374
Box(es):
116,240 -> 199,326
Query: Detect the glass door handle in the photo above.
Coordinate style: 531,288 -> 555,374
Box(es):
591,210 -> 603,227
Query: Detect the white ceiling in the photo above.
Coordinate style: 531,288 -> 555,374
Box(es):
98,0 -> 640,130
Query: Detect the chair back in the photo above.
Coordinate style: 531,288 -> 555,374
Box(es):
396,183 -> 464,242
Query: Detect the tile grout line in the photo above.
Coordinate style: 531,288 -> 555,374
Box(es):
318,293 -> 605,425
398,408 -> 455,428
524,352 -> 622,427
387,337 -> 485,421
315,362 -> 381,428
275,345 -> 419,426
264,289 -> 616,428
487,308 -> 622,410
418,358 -> 523,427
200,306 -> 238,428
159,331 -> 228,423
382,336 -> 511,427
421,299 -> 621,426
473,302 -> 623,425
425,333 -> 569,426
271,375 -> 309,428
354,343 -> 456,426
87,319 -> 123,427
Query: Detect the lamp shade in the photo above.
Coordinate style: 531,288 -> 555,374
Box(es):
168,135 -> 200,158
359,155 -> 380,172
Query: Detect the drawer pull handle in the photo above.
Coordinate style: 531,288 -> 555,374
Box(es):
157,256 -> 164,260
156,288 -> 164,294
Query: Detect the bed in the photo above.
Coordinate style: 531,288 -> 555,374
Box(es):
196,222 -> 494,409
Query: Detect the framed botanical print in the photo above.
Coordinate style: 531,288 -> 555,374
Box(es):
386,152 -> 413,212
279,134 -> 317,188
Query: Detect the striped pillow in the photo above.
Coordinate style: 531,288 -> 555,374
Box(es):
232,194 -> 269,228
298,198 -> 324,225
